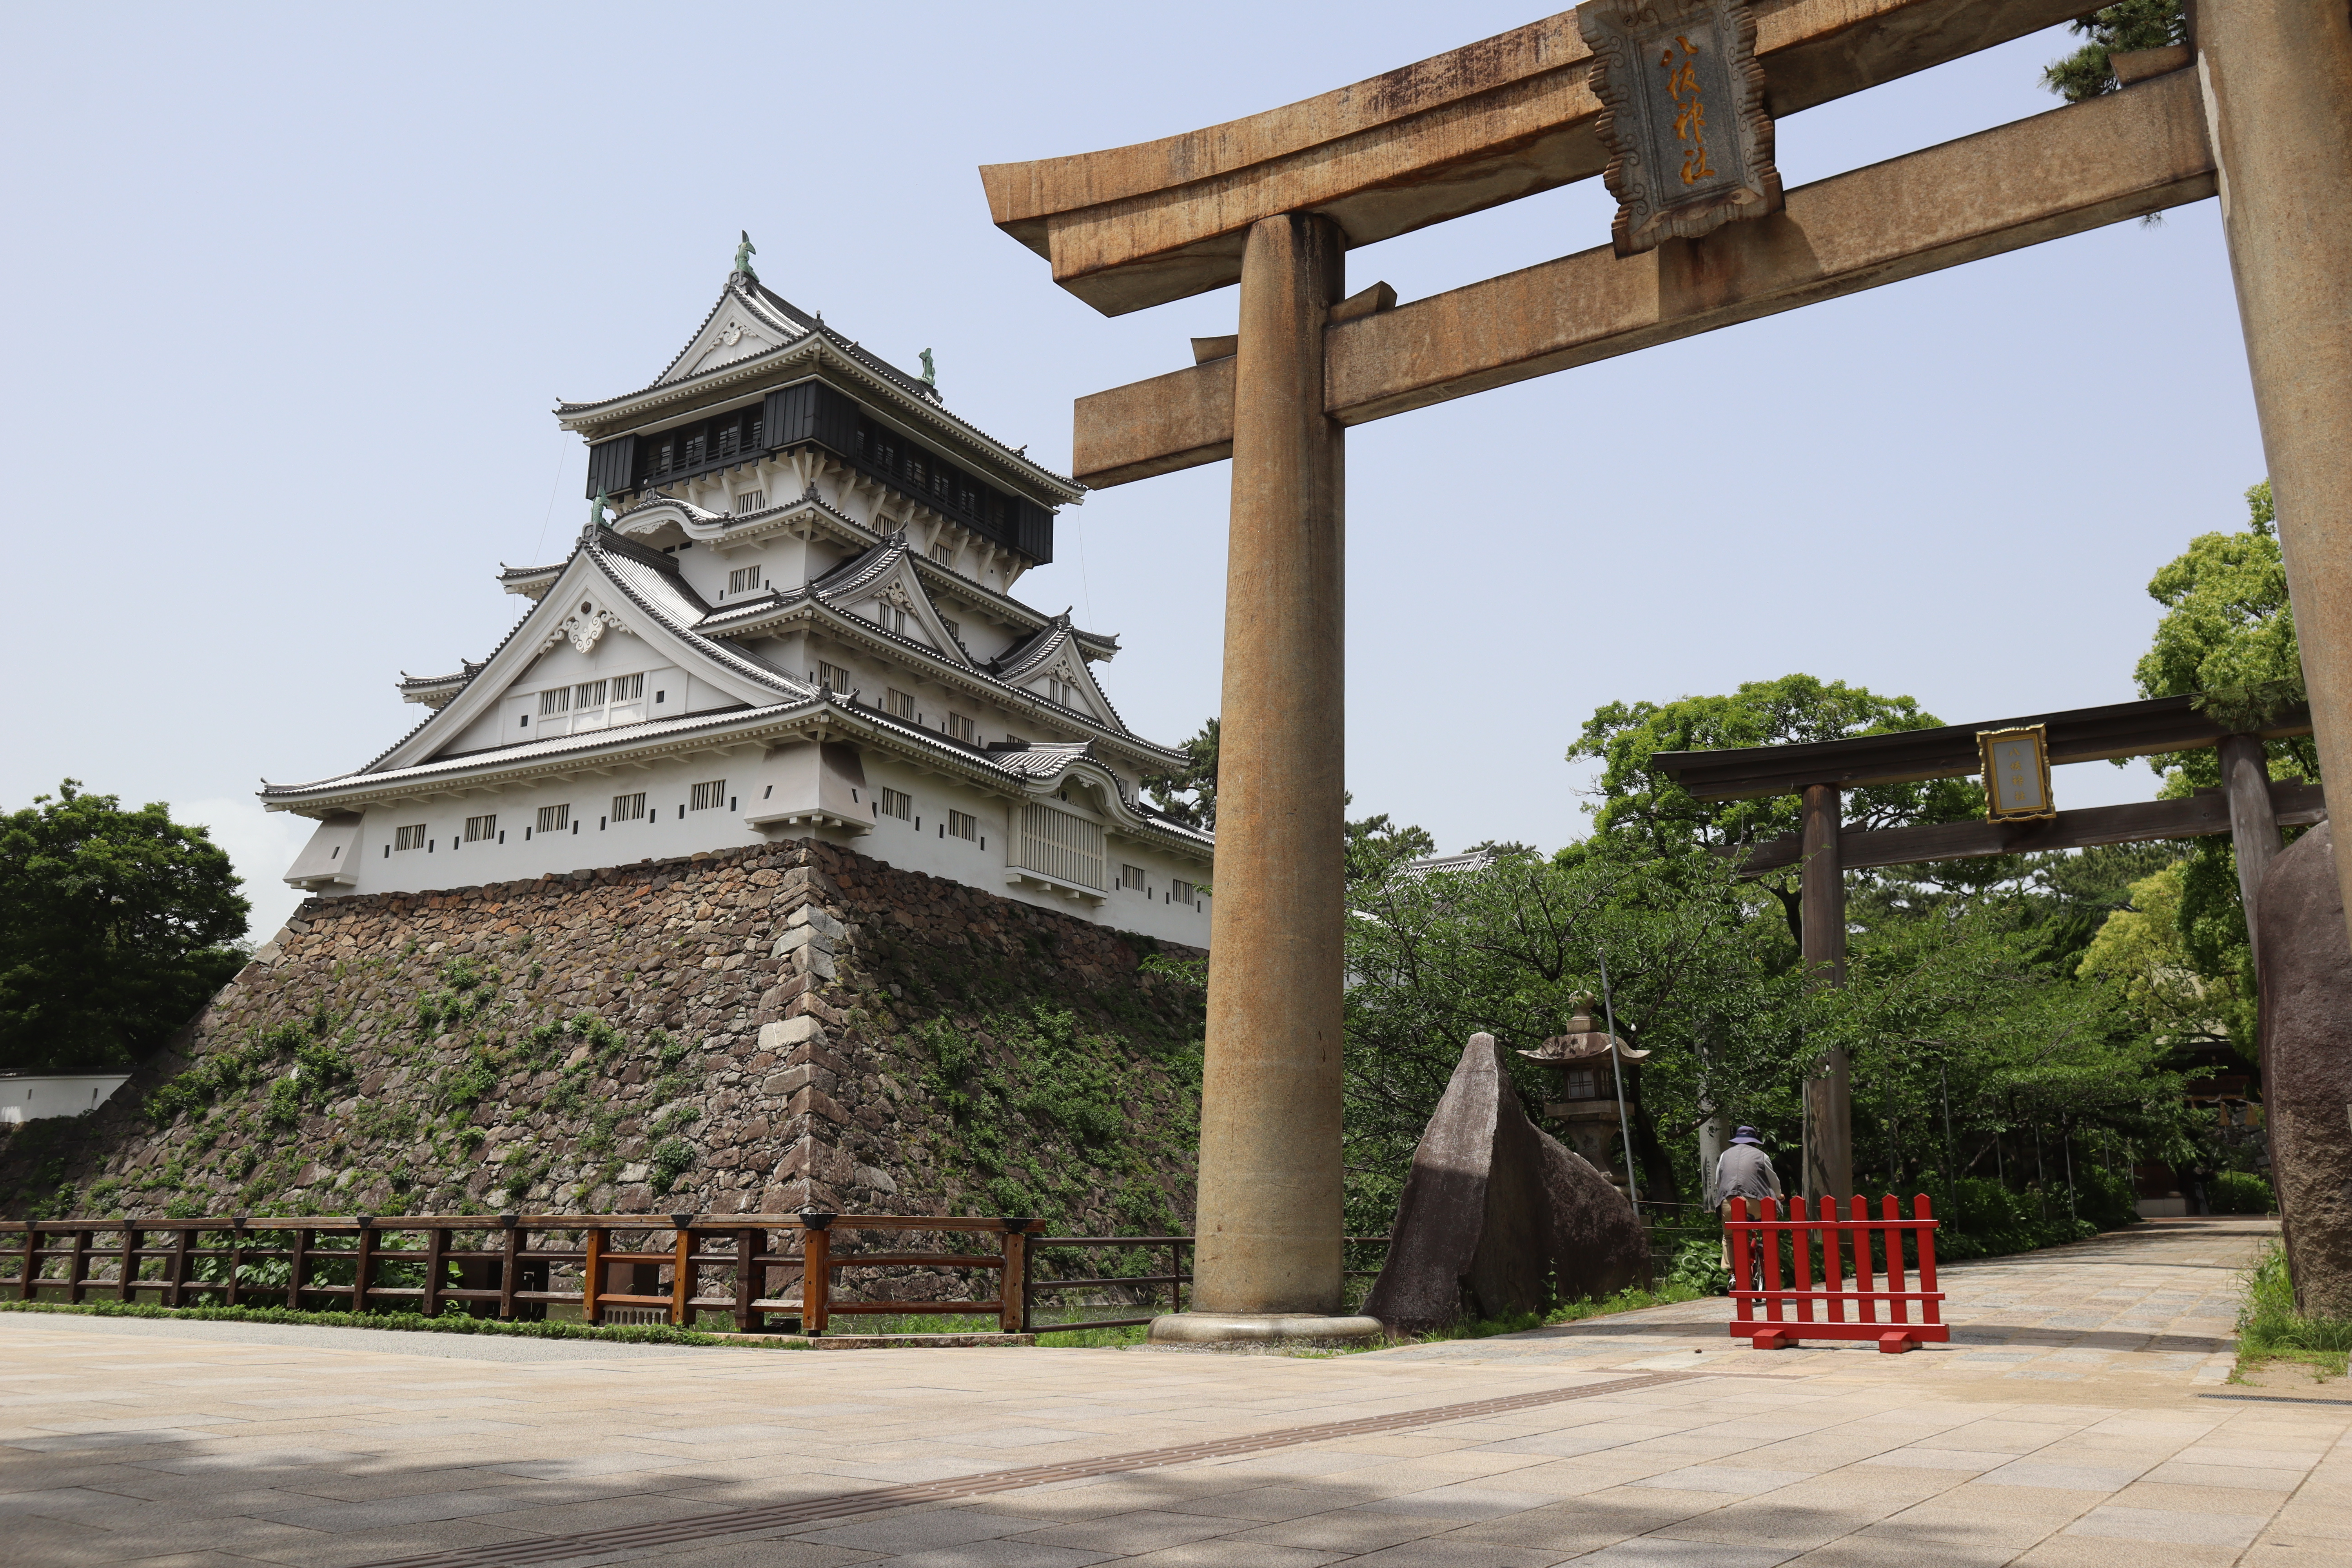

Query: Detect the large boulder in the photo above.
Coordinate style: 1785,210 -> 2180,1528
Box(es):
1363,1032 -> 1650,1333
2257,820 -> 2352,1317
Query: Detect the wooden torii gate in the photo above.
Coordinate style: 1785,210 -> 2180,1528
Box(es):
979,2 -> 2352,1345
1653,693 -> 2324,1199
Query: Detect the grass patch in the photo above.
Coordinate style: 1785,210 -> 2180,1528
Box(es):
2234,1241 -> 2352,1382
0,1298 -> 796,1348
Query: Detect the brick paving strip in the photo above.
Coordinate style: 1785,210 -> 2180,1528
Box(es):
354,1367 -> 1711,1568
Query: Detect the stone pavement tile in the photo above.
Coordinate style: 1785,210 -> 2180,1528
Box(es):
2005,1537 -> 2241,1567
253,1484 -> 543,1532
791,1508 -> 1049,1552
1110,1542 -> 1349,1567
1185,1451 -> 1391,1481
1356,1487 -> 1572,1523
1445,1499 -> 1719,1555
2176,1443 -> 2328,1469
873,1543 -> 1117,1568
1650,1494 -> 1912,1550
1780,1539 -> 2016,1568
465,1491 -> 742,1536
1009,1509 -> 1249,1555
61,1555 -> 272,1568
629,1541 -> 884,1568
1859,1504 -> 2067,1550
1159,1484 -> 1375,1522
263,1465 -> 536,1503
1626,1466 -> 1815,1497
1856,1448 -> 2014,1474
1557,1542 -> 1801,1567
2108,1476 -> 2292,1511
1217,1509 -> 1461,1553
0,1485 -> 149,1517
34,1512 -> 348,1564
2062,1502 -> 2267,1548
232,1517 -> 543,1568
1475,1428 -> 1650,1459
1338,1540 -> 1569,1567
1968,1461 -> 2146,1490
491,1450 -> 706,1480
1909,1423 -> 2082,1453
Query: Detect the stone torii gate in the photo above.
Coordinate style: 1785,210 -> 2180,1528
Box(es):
978,2 -> 2352,1346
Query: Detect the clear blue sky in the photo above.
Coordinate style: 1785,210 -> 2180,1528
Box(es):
0,5 -> 2265,940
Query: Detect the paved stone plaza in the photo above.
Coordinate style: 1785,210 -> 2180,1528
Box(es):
2,1218 -> 2345,1568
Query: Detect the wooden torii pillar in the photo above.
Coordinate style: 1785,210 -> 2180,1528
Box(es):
979,0 -> 2352,1339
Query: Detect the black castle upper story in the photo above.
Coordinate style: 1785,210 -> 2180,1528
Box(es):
585,380 -> 1055,564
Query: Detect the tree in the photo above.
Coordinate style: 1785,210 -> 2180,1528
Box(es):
0,782 -> 250,1074
1142,717 -> 1218,829
2122,480 -> 2314,1055
2042,1 -> 2187,104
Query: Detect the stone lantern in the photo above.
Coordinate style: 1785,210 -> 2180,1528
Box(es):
1519,1000 -> 1649,1193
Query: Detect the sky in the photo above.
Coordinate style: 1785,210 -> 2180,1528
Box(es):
0,5 -> 2266,944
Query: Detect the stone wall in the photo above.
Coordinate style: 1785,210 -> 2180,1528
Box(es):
0,840 -> 1207,1233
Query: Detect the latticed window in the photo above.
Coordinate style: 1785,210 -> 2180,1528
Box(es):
1173,879 -> 1196,906
877,787 -> 912,821
885,688 -> 917,720
572,679 -> 607,710
611,792 -> 646,822
947,809 -> 978,842
728,566 -> 763,593
733,490 -> 766,515
1018,802 -> 1104,890
537,804 -> 570,833
944,712 -> 976,743
394,824 -> 426,851
817,661 -> 851,693
690,780 -> 727,811
537,688 -> 569,716
464,815 -> 496,843
610,672 -> 644,702
1122,864 -> 1146,890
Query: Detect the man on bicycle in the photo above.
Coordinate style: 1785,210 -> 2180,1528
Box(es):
1714,1127 -> 1783,1288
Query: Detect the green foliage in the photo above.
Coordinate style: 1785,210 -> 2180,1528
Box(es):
2237,1241 -> 2352,1379
1140,716 -> 1219,829
647,1136 -> 695,1195
2210,1170 -> 2274,1215
1666,1241 -> 1731,1297
2042,1 -> 2187,104
0,781 -> 251,1073
144,1010 -> 346,1129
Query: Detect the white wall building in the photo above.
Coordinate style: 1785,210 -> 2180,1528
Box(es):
0,1074 -> 132,1124
265,265 -> 1214,944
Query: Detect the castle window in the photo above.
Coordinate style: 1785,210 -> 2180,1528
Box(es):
1122,864 -> 1146,891
689,779 -> 727,811
572,680 -> 607,710
930,542 -> 956,566
537,688 -> 569,717
733,491 -> 766,515
1017,803 -> 1105,890
464,814 -> 496,843
885,688 -> 916,720
728,566 -> 763,593
612,792 -> 646,822
394,824 -> 426,851
1174,879 -> 1197,906
536,805 -> 570,833
944,712 -> 976,743
947,809 -> 978,842
877,787 -> 912,821
610,672 -> 644,703
816,661 -> 851,693
873,601 -> 906,634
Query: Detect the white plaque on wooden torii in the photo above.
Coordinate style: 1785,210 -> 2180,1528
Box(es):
1579,0 -> 1782,255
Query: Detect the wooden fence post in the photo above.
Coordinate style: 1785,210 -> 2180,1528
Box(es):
352,1219 -> 377,1316
116,1225 -> 140,1304
499,1216 -> 521,1321
423,1223 -> 447,1319
733,1227 -> 759,1333
800,1217 -> 830,1334
581,1227 -> 604,1326
164,1225 -> 192,1308
286,1227 -> 309,1310
670,1215 -> 694,1328
16,1225 -> 35,1301
68,1229 -> 91,1305
1021,1230 -> 1037,1334
1000,1222 -> 1028,1335
224,1220 -> 244,1309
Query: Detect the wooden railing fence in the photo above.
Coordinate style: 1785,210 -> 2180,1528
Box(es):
0,1212 -> 1048,1334
1020,1232 -> 1392,1332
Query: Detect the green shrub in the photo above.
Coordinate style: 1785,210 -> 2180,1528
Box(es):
1666,1240 -> 1731,1296
2237,1241 -> 2352,1378
2212,1171 -> 2275,1215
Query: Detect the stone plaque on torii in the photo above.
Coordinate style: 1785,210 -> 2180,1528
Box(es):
978,1 -> 2352,1347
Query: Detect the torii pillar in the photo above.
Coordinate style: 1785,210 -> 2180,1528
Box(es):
1151,214 -> 1379,1345
2199,3 -> 2352,953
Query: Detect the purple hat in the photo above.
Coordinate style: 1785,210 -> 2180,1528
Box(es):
1731,1126 -> 1763,1145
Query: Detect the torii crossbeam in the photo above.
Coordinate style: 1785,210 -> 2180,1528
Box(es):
980,1 -> 2352,1347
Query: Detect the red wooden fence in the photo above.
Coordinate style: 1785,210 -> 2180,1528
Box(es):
1726,1194 -> 1947,1353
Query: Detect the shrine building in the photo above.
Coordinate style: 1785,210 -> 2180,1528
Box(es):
263,261 -> 1215,944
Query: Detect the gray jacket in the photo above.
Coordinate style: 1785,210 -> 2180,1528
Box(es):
1713,1143 -> 1784,1206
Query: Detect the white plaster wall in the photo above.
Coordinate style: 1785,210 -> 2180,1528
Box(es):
0,1074 -> 132,1123
308,742 -> 1209,946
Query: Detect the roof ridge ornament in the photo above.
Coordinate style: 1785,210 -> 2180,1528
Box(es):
732,229 -> 757,282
